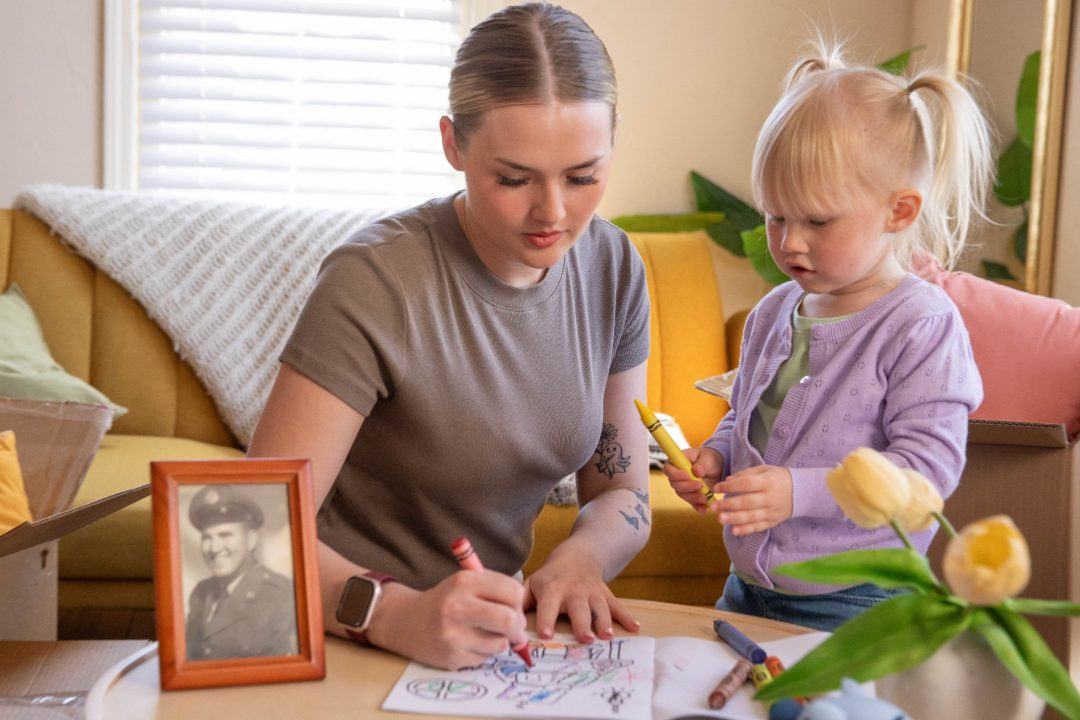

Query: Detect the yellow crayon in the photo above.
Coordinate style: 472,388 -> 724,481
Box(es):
750,663 -> 774,691
633,399 -> 719,502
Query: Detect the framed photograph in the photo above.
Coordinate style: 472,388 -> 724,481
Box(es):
151,458 -> 325,690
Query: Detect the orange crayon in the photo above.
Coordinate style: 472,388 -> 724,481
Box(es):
451,536 -> 533,668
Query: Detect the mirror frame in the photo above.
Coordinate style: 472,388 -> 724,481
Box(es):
947,0 -> 1074,296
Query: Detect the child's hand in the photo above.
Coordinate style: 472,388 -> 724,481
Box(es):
710,464 -> 793,535
662,446 -> 724,512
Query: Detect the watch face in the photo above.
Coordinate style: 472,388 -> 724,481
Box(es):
336,576 -> 379,628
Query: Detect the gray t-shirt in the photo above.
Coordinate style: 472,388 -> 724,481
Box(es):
281,194 -> 650,588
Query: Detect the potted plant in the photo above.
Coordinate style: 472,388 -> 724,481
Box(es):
755,447 -> 1080,719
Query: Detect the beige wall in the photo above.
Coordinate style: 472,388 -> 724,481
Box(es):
0,0 -> 102,204
1,0 -> 1073,303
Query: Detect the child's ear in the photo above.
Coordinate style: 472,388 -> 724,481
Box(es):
440,116 -> 465,171
886,189 -> 922,232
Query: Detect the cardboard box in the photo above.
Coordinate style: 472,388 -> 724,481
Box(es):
0,398 -> 148,641
928,420 -> 1080,682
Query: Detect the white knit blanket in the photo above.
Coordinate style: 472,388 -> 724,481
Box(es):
15,185 -> 395,447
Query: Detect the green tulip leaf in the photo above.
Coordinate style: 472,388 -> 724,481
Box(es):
1006,597 -> 1080,617
982,260 -> 1017,281
755,594 -> 970,701
740,225 -> 788,285
609,212 -> 726,233
771,549 -> 941,594
1017,51 -> 1040,149
994,137 -> 1033,207
877,46 -> 923,76
973,606 -> 1080,718
690,171 -> 763,230
706,221 -> 749,257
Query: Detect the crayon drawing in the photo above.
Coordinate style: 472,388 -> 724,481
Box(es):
382,635 -> 655,719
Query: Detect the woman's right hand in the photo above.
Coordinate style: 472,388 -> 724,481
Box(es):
365,568 -> 529,671
662,446 -> 724,512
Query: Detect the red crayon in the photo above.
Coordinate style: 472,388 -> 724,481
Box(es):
451,536 -> 533,668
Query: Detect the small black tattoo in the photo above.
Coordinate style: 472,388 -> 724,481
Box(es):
594,423 -> 631,478
618,510 -> 640,530
630,488 -> 648,504
633,503 -> 650,525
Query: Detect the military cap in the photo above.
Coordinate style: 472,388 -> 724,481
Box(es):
188,485 -> 264,531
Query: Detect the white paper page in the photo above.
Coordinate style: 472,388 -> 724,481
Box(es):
382,634 -> 655,719
652,631 -> 867,720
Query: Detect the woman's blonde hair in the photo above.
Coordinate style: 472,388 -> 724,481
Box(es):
448,3 -> 617,146
752,40 -> 994,270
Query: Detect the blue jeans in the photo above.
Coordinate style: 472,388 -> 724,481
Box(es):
715,573 -> 904,632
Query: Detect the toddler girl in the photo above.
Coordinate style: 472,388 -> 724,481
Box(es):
664,42 -> 993,630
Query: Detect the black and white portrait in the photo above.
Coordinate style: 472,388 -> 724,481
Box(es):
178,483 -> 298,661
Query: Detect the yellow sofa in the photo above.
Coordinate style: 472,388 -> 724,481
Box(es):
0,207 -> 744,613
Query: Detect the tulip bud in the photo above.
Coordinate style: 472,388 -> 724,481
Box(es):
895,469 -> 944,533
944,515 -> 1030,605
826,448 -> 912,529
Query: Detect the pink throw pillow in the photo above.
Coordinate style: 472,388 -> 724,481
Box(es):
918,258 -> 1080,440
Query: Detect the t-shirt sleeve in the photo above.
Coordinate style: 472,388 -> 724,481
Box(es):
280,243 -> 408,417
610,244 -> 650,375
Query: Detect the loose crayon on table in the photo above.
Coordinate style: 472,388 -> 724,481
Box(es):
713,618 -> 767,664
634,399 -> 719,502
764,655 -> 809,703
451,536 -> 533,668
750,663 -> 774,691
707,658 -> 753,710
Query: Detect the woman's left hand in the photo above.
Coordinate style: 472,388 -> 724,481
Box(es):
521,551 -> 640,643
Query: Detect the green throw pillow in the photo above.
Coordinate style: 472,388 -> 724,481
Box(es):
0,284 -> 127,418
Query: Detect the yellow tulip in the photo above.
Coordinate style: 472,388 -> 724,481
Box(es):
896,469 -> 944,533
826,447 -> 911,528
944,515 -> 1030,605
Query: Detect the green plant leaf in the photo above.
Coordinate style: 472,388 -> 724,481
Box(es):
994,137 -> 1033,207
973,606 -> 1080,718
755,594 -> 970,701
740,225 -> 788,285
1006,597 -> 1080,617
1017,51 -> 1041,148
690,171 -> 763,230
877,46 -> 924,75
1013,215 -> 1029,264
771,548 -> 942,594
982,260 -> 1017,281
609,212 -> 726,233
705,222 -> 748,257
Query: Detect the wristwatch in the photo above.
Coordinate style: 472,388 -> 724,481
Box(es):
335,571 -> 398,644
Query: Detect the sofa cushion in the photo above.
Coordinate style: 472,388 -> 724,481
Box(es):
0,430 -> 32,532
0,284 -> 126,418
919,262 -> 1080,440
58,434 -> 243,580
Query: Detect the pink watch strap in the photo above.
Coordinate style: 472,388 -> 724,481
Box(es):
343,571 -> 399,645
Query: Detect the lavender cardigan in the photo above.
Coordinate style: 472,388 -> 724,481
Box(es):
704,274 -> 982,594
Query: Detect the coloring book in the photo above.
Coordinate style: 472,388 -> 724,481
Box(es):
382,631 -> 839,719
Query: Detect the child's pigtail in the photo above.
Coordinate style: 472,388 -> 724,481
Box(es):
905,73 -> 995,269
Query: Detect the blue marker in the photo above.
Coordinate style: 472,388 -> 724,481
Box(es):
714,618 -> 767,664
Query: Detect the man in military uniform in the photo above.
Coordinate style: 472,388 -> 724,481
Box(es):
185,485 -> 298,661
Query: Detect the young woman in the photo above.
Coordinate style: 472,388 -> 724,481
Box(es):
248,3 -> 652,670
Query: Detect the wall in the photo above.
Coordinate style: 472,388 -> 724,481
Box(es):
0,0 -> 102,204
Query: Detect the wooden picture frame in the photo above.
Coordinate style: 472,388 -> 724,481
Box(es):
151,458 -> 325,690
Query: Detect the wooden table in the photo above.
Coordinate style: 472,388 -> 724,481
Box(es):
87,599 -> 810,720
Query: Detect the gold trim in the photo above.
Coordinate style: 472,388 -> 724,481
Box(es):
1027,0 -> 1073,295
946,0 -> 974,79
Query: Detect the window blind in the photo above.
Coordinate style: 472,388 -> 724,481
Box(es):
137,0 -> 463,207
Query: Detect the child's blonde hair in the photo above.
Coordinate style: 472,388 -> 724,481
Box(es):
752,41 -> 994,270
